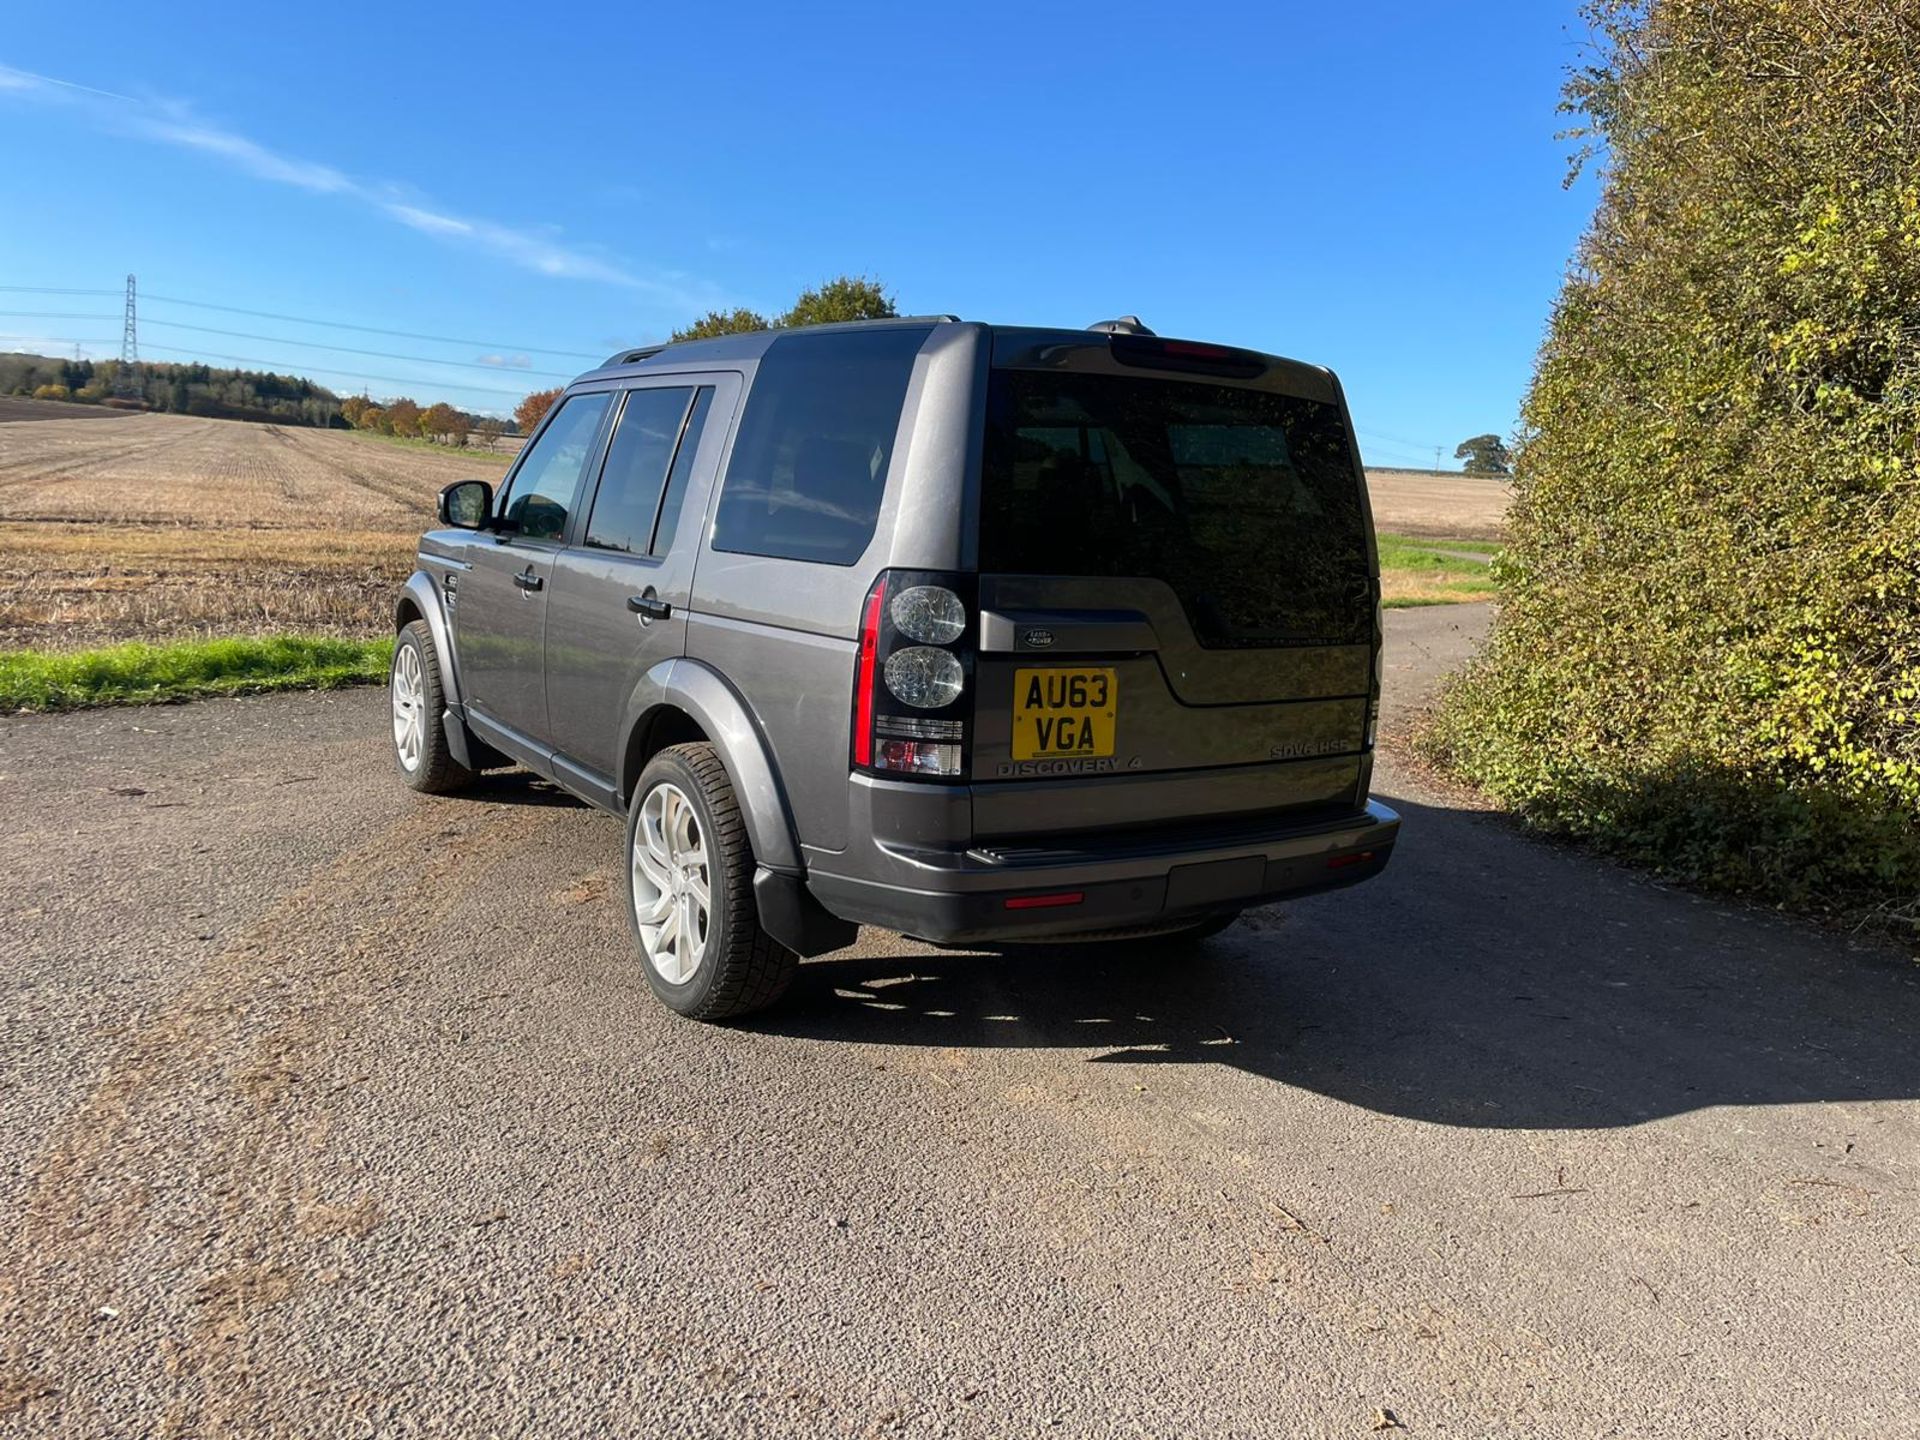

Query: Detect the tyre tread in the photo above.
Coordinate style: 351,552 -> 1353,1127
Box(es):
394,620 -> 473,795
647,743 -> 797,1020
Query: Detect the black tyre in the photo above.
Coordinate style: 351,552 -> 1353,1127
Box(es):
389,620 -> 473,794
622,743 -> 798,1021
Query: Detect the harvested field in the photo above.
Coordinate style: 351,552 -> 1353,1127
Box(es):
0,396 -> 141,424
0,411 -> 505,648
1364,467 -> 1511,541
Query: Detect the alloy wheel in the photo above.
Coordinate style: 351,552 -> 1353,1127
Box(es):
631,782 -> 711,984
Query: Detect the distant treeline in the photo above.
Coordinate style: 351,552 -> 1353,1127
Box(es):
0,352 -> 346,427
340,394 -> 507,447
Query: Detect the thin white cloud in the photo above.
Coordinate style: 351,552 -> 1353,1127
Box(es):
478,353 -> 533,369
0,61 -> 722,308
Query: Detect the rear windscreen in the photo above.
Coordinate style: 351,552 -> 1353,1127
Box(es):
980,369 -> 1373,647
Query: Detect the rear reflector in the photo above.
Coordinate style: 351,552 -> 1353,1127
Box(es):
1004,891 -> 1085,911
874,738 -> 962,777
1325,851 -> 1376,870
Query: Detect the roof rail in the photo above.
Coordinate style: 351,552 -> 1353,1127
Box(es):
598,315 -> 964,369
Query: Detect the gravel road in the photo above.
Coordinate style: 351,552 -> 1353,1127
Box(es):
3,604 -> 1915,1438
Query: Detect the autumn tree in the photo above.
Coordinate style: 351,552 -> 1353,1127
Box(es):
515,388 -> 562,435
384,397 -> 422,437
422,402 -> 461,444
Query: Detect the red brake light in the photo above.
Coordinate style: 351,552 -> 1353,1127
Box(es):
1161,340 -> 1234,361
852,579 -> 885,767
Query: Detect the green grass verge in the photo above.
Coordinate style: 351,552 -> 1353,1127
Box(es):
1375,534 -> 1497,573
339,429 -> 512,464
1375,533 -> 1499,606
0,635 -> 394,712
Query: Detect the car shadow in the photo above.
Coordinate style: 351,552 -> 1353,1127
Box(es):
468,771 -> 587,809
753,795 -> 1920,1129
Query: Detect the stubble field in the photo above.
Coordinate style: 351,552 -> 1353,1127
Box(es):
0,407 -> 507,648
0,405 -> 1505,649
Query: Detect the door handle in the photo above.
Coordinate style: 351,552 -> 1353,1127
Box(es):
627,593 -> 672,621
513,570 -> 544,593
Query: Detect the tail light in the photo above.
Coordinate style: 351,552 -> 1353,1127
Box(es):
852,569 -> 976,781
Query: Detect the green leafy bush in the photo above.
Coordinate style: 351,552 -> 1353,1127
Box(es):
1428,0 -> 1920,928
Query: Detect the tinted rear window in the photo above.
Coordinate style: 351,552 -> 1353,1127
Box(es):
710,326 -> 930,565
980,370 -> 1372,647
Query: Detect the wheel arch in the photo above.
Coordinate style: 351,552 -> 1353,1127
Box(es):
394,571 -> 462,709
619,658 -> 802,873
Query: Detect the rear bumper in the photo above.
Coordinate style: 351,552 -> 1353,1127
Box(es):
806,798 -> 1399,944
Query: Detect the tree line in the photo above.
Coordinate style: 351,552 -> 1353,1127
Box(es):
339,393 -> 504,447
1,353 -> 343,427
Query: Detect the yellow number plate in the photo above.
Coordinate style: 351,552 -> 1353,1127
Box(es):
1011,667 -> 1118,761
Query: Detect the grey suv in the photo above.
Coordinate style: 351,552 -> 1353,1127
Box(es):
391,317 -> 1399,1019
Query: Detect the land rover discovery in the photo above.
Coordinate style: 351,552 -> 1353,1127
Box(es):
390,317 -> 1399,1020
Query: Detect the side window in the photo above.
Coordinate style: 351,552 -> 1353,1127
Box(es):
710,327 -> 929,565
500,392 -> 610,541
650,387 -> 715,555
584,387 -> 694,554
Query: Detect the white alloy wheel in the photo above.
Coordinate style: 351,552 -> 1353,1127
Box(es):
632,781 -> 711,984
390,642 -> 425,773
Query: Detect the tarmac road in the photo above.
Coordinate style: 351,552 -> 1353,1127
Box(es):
3,604 -> 1916,1438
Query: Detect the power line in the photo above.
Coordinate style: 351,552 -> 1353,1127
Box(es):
0,309 -> 573,384
141,318 -> 575,380
138,341 -> 536,397
142,293 -> 605,360
0,284 -> 604,359
0,334 -> 117,347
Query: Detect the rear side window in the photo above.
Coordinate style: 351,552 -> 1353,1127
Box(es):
585,387 -> 694,555
980,371 -> 1371,647
501,392 -> 611,541
652,387 -> 715,554
710,327 -> 930,565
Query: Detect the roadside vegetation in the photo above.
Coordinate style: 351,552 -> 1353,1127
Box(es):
1426,0 -> 1920,931
0,634 -> 392,711
1376,534 -> 1496,608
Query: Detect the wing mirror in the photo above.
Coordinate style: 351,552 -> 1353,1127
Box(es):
437,479 -> 494,530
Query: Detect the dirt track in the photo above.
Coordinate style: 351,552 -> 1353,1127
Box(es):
3,604 -> 1915,1438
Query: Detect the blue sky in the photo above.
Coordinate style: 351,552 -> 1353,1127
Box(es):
0,3 -> 1597,460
